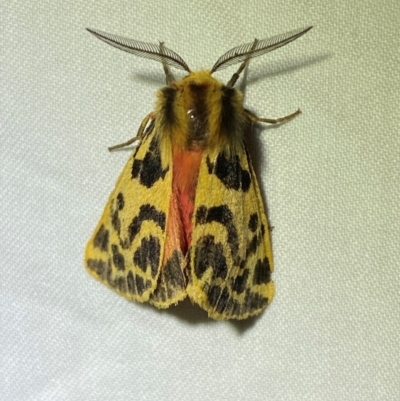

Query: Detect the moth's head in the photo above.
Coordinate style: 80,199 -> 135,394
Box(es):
179,70 -> 215,85
174,70 -> 221,94
169,71 -> 221,125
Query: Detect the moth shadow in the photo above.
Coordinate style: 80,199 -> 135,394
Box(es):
133,70 -> 170,87
229,313 -> 262,333
160,298 -> 214,325
243,52 -> 331,88
146,298 -> 263,333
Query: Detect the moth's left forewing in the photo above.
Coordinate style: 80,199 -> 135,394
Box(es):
85,123 -> 186,306
187,146 -> 275,320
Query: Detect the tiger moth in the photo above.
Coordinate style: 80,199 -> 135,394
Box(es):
85,26 -> 312,320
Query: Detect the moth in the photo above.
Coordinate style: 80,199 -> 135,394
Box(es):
85,26 -> 312,320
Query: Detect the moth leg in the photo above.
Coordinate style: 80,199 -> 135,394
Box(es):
245,108 -> 301,125
108,113 -> 154,151
159,42 -> 175,85
227,39 -> 259,88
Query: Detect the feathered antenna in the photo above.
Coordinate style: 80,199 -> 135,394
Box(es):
211,26 -> 312,73
159,42 -> 176,85
86,28 -> 191,73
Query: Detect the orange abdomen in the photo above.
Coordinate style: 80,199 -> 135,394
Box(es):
163,147 -> 203,263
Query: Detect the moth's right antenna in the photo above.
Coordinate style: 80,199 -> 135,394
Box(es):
226,39 -> 258,88
159,42 -> 176,85
212,26 -> 312,88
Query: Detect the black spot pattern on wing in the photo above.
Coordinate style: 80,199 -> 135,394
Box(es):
127,271 -> 136,294
111,244 -> 125,271
231,269 -> 249,294
93,225 -> 109,252
191,195 -> 272,317
129,204 -> 166,243
135,275 -> 145,295
116,192 -> 125,210
111,209 -> 121,234
127,271 -> 151,296
207,285 -> 230,314
246,235 -> 258,257
133,235 -> 161,278
253,258 -> 271,285
194,235 -> 228,280
206,153 -> 251,191
248,213 -> 258,232
114,277 -> 127,293
208,286 -> 256,317
132,136 -> 169,188
209,288 -> 268,318
246,227 -> 265,258
163,251 -> 186,296
245,289 -> 269,310
87,258 -> 108,275
151,250 -> 186,303
246,211 -> 267,258
195,205 -> 239,260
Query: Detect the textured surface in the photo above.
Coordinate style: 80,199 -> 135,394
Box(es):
1,0 -> 399,400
